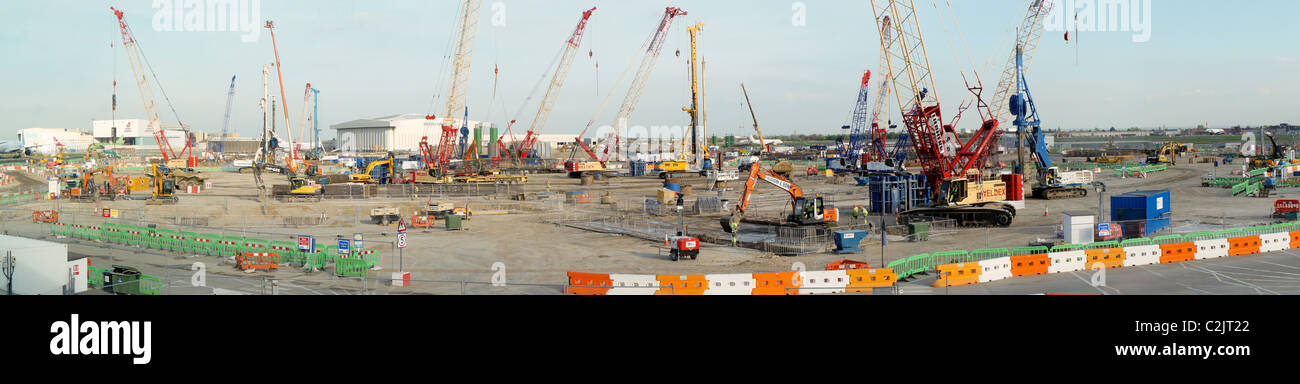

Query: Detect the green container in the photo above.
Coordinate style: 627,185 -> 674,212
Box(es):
908,222 -> 930,242
445,215 -> 463,230
106,266 -> 142,295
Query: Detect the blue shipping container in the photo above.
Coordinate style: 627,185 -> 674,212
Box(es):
1111,190 -> 1171,222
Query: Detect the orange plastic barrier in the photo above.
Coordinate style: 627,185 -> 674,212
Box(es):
411,215 -> 436,228
236,253 -> 279,270
1290,231 -> 1300,249
655,275 -> 708,295
845,269 -> 895,292
751,272 -> 798,295
1010,254 -> 1050,277
1228,236 -> 1261,257
1084,248 -> 1125,269
566,272 -> 613,295
932,263 -> 981,287
1159,242 -> 1196,263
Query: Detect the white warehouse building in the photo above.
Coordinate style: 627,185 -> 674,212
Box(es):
91,119 -> 190,150
332,114 -> 498,153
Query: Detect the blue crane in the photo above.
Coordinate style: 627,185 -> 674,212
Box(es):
838,71 -> 874,171
217,75 -> 235,154
1010,44 -> 1089,199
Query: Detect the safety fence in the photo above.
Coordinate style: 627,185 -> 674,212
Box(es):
565,268 -> 897,295
1112,164 -> 1168,177
49,221 -> 383,278
1058,162 -> 1144,171
0,189 -> 38,206
1232,179 -> 1266,196
923,221 -> 1300,288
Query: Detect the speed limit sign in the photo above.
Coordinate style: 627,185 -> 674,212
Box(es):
396,233 -> 407,249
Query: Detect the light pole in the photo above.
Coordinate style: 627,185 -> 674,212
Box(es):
3,251 -> 14,295
1092,181 -> 1107,222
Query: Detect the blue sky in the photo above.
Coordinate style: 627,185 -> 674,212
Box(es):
2,0 -> 1297,141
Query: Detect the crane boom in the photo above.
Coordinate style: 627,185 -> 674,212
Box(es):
519,7 -> 596,159
597,7 -> 688,163
217,76 -> 236,154
297,83 -> 313,155
265,21 -> 297,170
844,70 -> 872,167
740,82 -> 766,154
111,7 -> 178,162
430,0 -> 483,176
683,22 -> 704,164
989,0 -> 1055,126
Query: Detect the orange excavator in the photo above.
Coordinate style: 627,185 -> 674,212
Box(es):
721,161 -> 839,233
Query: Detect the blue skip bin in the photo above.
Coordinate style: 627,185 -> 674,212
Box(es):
833,230 -> 869,254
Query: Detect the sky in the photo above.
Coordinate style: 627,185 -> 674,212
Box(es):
1,0 -> 1298,143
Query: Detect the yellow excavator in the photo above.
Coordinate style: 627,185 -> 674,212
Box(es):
1146,142 -> 1188,165
350,152 -> 396,184
146,163 -> 179,205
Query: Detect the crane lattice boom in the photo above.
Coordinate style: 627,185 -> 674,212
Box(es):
112,7 -> 181,162
597,6 -> 688,163
519,7 -> 596,159
431,0 -> 483,175
989,0 -> 1055,126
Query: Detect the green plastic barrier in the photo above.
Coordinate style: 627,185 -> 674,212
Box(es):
270,240 -> 303,265
220,236 -> 245,256
1184,232 -> 1218,242
931,250 -> 970,267
88,266 -> 106,287
157,229 -> 179,251
242,238 -> 270,256
1151,235 -> 1185,245
138,275 -> 163,295
886,259 -> 908,273
903,254 -> 931,277
335,258 -> 369,278
1085,240 -> 1119,250
969,248 -> 1010,262
305,251 -> 329,270
1011,246 -> 1049,256
1215,229 -> 1244,238
199,234 -> 221,255
1050,244 -> 1086,252
1120,238 -> 1153,247
1243,225 -> 1273,236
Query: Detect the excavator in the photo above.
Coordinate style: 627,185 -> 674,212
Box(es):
350,152 -> 396,184
1146,142 -> 1188,165
146,163 -> 179,205
1249,132 -> 1288,168
720,160 -> 839,233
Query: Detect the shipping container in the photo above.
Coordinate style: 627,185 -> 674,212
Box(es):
1111,190 -> 1171,222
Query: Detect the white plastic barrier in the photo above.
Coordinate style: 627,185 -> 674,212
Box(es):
795,270 -> 849,295
607,274 -> 660,295
703,273 -> 757,295
1122,245 -> 1162,267
1194,239 -> 1230,260
1259,232 -> 1290,253
1047,250 -> 1087,274
977,257 -> 1014,283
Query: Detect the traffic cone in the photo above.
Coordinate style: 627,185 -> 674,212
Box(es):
1044,205 -> 1050,217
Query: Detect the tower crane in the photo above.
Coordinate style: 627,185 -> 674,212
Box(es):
740,82 -> 766,155
216,76 -> 236,156
870,0 -> 1015,227
111,7 -> 193,166
428,0 -> 483,177
594,7 -> 688,163
517,7 -> 596,160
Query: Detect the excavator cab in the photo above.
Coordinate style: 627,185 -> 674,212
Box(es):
789,196 -> 828,225
147,163 -> 178,205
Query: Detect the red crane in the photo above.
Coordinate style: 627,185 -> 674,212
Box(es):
111,7 -> 192,165
516,7 -> 596,160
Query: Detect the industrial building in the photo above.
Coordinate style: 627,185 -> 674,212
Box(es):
331,114 -> 495,153
91,119 -> 190,150
15,128 -> 97,155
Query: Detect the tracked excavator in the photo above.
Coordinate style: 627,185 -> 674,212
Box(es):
720,160 -> 839,233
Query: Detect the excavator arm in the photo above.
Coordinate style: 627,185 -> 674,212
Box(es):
721,164 -> 806,233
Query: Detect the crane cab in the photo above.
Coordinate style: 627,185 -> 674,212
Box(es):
938,171 -> 1008,207
788,195 -> 839,226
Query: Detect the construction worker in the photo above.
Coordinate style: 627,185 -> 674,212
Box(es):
850,204 -> 862,224
857,205 -> 869,226
729,221 -> 739,247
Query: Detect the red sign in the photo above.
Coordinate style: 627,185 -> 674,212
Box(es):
297,236 -> 314,251
102,208 -> 111,218
1275,200 -> 1300,214
397,219 -> 407,233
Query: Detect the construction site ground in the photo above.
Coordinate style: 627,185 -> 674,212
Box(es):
5,158 -> 1300,295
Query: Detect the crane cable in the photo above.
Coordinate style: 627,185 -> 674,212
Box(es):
427,1 -> 466,118
125,23 -> 186,133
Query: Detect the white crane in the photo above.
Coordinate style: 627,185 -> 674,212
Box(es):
429,0 -> 483,176
596,7 -> 688,163
517,7 -> 597,160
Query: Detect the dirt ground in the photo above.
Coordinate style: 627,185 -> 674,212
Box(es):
2,156 -> 1289,295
